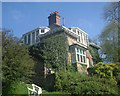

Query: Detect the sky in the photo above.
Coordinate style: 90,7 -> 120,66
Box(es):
2,2 -> 110,39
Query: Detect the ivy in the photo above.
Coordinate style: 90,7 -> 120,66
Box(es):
81,64 -> 87,71
30,32 -> 69,73
42,32 -> 69,72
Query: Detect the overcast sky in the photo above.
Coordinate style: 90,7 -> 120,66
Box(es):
2,2 -> 110,39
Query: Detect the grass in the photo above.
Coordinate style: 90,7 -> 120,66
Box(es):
6,82 -> 70,96
7,82 -> 28,95
42,90 -> 71,96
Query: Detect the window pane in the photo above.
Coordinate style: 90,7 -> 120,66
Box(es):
83,50 -> 85,54
79,36 -> 80,42
71,54 -> 75,63
80,55 -> 83,62
77,54 -> 80,62
77,48 -> 79,53
36,30 -> 39,36
32,32 -> 35,44
41,28 -> 44,33
24,35 -> 27,44
71,48 -> 74,53
80,49 -> 82,54
73,29 -> 76,33
83,56 -> 86,63
28,34 -> 31,45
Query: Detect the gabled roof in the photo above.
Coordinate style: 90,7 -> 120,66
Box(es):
39,26 -> 79,39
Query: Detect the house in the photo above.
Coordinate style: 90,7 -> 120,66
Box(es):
22,11 -> 100,73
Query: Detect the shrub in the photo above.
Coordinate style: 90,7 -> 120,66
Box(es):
88,62 -> 120,86
55,70 -> 119,95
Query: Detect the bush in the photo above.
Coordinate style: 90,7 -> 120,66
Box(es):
2,45 -> 35,95
88,62 -> 120,86
2,81 -> 28,95
55,70 -> 119,95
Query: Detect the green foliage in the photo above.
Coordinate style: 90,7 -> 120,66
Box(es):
2,29 -> 35,95
6,81 -> 28,95
99,21 -> 119,63
88,62 -> 120,86
2,45 -> 35,95
103,3 -> 120,63
2,45 -> 35,83
42,89 -> 70,95
88,46 -> 102,64
30,32 -> 69,72
92,62 -> 113,78
81,64 -> 87,71
55,70 -> 119,95
42,32 -> 68,72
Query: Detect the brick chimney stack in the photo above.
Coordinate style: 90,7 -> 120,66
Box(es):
48,11 -> 61,26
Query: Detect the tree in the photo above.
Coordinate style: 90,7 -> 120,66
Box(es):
99,2 -> 119,63
104,2 -> 119,23
2,29 -> 35,95
99,22 -> 118,62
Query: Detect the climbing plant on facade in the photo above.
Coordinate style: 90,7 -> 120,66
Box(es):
42,32 -> 69,72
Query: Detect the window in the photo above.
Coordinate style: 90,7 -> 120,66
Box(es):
77,48 -> 79,53
83,56 -> 86,63
80,49 -> 82,54
24,35 -> 27,44
77,54 -> 80,62
36,30 -> 39,36
28,34 -> 31,45
32,32 -> 35,44
78,31 -> 80,35
81,33 -> 83,43
41,28 -> 44,33
72,29 -> 76,33
84,34 -> 86,44
83,50 -> 85,55
71,54 -> 75,63
71,48 -> 74,53
79,36 -> 81,42
80,55 -> 83,62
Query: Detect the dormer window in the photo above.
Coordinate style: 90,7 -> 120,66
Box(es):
78,31 -> 80,35
72,29 -> 76,33
41,28 -> 44,33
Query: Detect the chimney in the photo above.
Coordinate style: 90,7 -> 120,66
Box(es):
48,11 -> 61,26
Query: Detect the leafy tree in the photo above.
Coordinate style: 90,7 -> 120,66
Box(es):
2,29 -> 35,95
99,22 -> 118,62
104,2 -> 119,23
99,2 -> 120,63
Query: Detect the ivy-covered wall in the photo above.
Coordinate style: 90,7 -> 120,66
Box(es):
42,32 -> 69,72
29,31 -> 70,90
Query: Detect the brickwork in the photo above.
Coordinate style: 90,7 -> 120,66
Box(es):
48,11 -> 61,26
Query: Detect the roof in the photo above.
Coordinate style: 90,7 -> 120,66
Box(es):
22,27 -> 50,37
39,26 -> 79,39
89,42 -> 101,49
69,27 -> 88,35
70,43 -> 88,50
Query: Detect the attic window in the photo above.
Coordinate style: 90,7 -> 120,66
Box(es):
41,28 -> 44,33
72,29 -> 76,33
